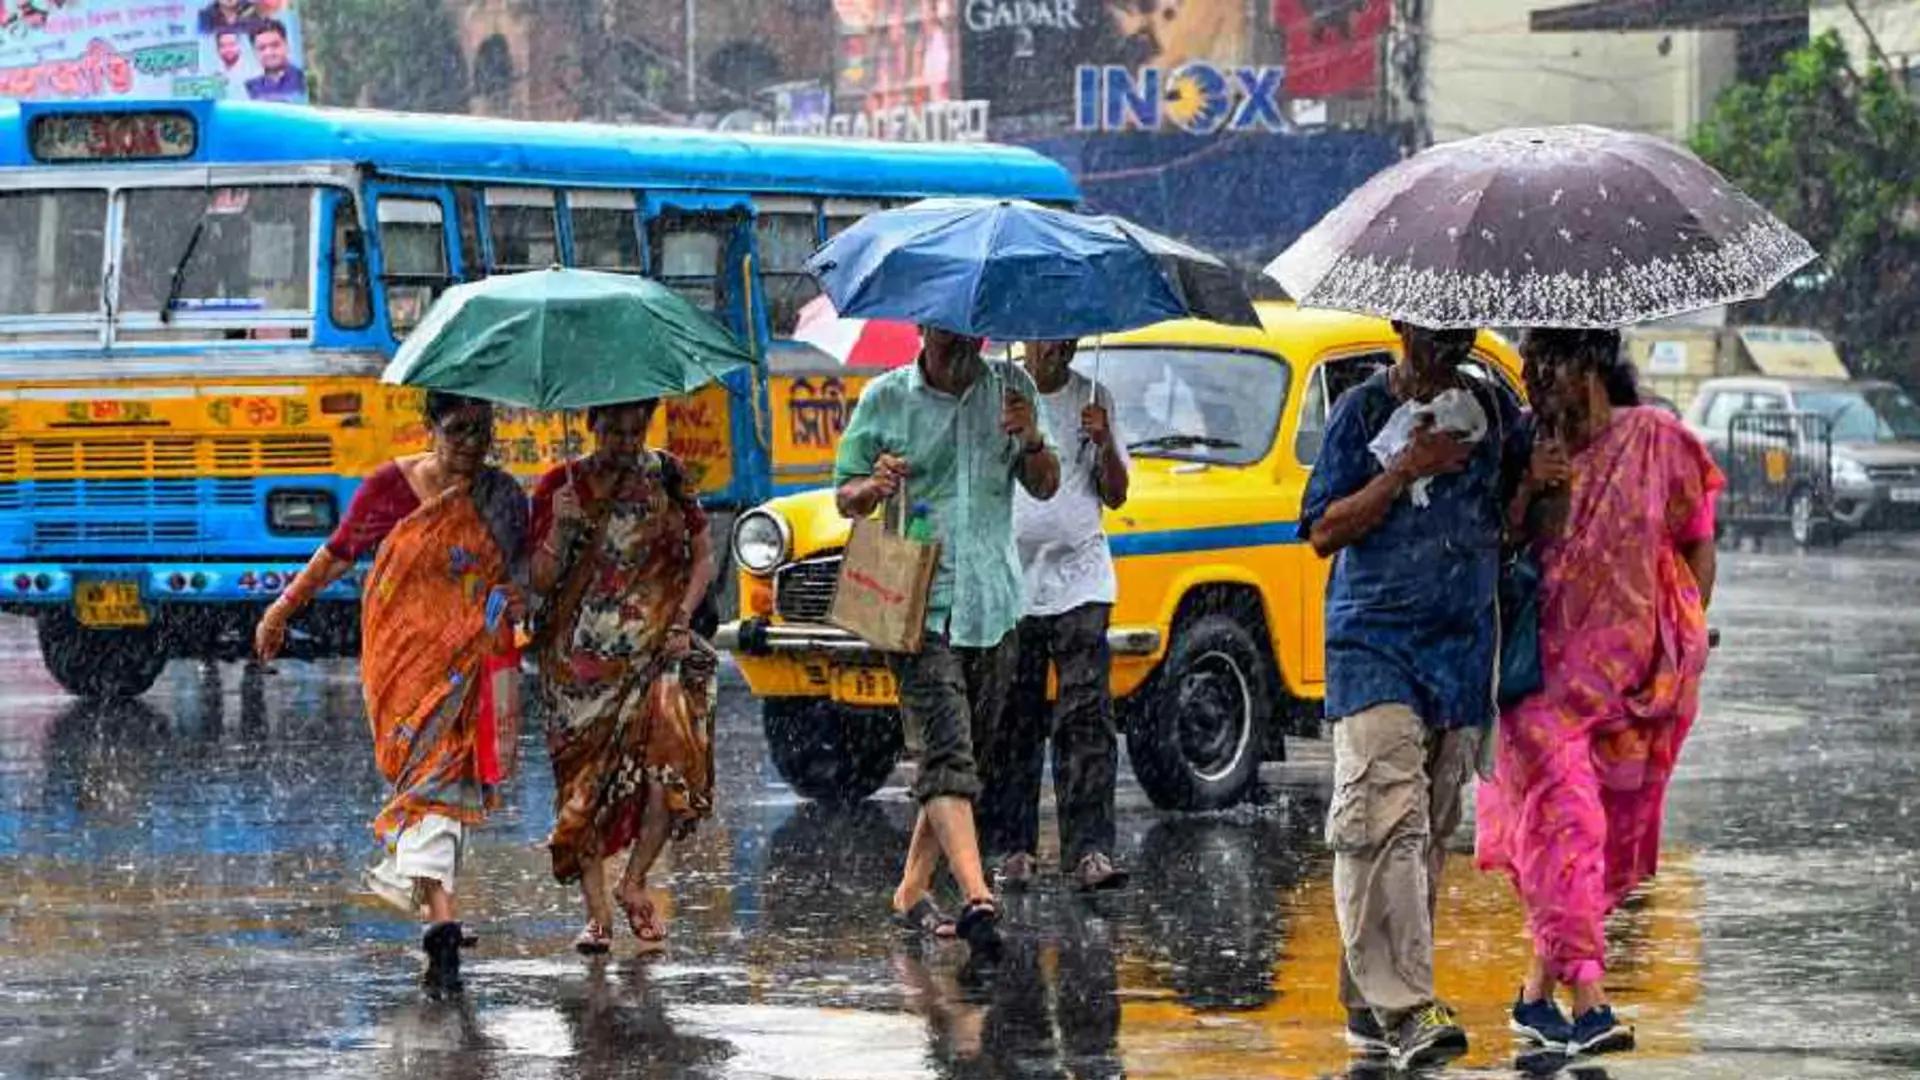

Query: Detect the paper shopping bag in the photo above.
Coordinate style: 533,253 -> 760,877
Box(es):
828,486 -> 939,654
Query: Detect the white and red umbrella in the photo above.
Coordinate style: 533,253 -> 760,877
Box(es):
793,295 -> 921,368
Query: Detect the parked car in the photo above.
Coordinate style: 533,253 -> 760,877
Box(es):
717,304 -> 1526,811
1686,376 -> 1920,546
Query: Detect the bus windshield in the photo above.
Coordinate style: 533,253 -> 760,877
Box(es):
121,187 -> 314,315
0,185 -> 315,325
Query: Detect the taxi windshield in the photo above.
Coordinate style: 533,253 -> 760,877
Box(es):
1080,346 -> 1290,466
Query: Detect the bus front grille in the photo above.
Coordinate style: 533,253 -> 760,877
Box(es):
0,436 -> 334,479
29,438 -> 198,477
34,520 -> 200,545
212,436 -> 334,473
29,479 -> 199,509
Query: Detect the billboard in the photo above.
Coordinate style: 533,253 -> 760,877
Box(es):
833,0 -> 958,115
1273,0 -> 1390,99
0,0 -> 308,104
962,0 -> 1258,119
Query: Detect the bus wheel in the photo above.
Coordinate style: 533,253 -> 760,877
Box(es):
1128,613 -> 1270,812
37,612 -> 169,700
763,699 -> 902,803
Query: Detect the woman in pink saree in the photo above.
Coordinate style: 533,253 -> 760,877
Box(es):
1477,328 -> 1722,1056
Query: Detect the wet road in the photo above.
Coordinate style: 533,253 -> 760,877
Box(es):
2,547 -> 1918,1079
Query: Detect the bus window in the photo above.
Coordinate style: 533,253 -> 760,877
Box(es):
650,216 -> 726,314
754,197 -> 820,337
0,190 -> 107,317
119,186 -> 314,318
486,187 -> 559,273
376,197 -> 448,337
569,191 -> 641,272
328,196 -> 371,331
822,198 -> 882,242
454,186 -> 485,281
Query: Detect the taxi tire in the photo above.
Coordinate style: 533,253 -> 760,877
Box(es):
37,613 -> 169,700
1128,614 -> 1269,812
764,699 -> 903,803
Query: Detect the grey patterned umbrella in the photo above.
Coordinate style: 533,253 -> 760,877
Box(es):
1266,125 -> 1818,329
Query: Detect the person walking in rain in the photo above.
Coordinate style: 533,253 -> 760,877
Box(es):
255,391 -> 528,996
987,338 -> 1131,893
835,325 -> 1060,958
1299,323 -> 1535,1068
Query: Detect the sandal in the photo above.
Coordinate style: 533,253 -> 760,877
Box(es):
956,898 -> 1002,956
890,896 -> 958,940
617,890 -> 668,951
574,920 -> 612,955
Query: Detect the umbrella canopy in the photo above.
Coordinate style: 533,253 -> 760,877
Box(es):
792,295 -> 922,368
381,268 -> 754,410
1092,215 -> 1262,328
804,197 -> 1189,341
1267,125 -> 1818,329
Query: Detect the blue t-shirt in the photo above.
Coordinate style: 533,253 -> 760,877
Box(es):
1297,370 -> 1528,730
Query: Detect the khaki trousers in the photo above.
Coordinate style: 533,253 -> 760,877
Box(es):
1328,703 -> 1481,1023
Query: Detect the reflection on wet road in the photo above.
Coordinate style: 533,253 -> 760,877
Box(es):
2,549 -> 1918,1079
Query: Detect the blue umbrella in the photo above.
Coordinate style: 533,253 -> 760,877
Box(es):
803,198 -> 1190,341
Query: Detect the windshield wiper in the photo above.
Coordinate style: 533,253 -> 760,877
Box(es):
1128,433 -> 1242,452
158,217 -> 207,325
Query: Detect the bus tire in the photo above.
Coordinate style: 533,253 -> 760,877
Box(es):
1128,613 -> 1269,812
37,612 -> 169,700
763,699 -> 902,803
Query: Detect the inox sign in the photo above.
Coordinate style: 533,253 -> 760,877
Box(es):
1074,63 -> 1288,134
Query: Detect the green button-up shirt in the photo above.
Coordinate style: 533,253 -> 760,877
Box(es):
834,358 -> 1056,649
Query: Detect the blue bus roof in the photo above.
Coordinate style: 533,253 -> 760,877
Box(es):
0,99 -> 1082,203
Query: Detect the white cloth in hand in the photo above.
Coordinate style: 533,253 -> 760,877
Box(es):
1367,388 -> 1488,507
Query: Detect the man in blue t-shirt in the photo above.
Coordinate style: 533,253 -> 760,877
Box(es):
1299,322 -> 1533,1070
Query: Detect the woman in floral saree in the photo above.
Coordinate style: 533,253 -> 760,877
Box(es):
530,399 -> 718,955
255,391 -> 528,996
1478,329 -> 1722,1056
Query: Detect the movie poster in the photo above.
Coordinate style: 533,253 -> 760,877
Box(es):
834,0 -> 959,115
961,0 -> 1257,118
1272,0 -> 1389,99
0,0 -> 308,103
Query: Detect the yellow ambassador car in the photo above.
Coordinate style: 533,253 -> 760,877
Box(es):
716,304 -> 1524,810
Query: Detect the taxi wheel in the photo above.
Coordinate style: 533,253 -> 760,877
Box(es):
1128,614 -> 1269,812
764,699 -> 903,803
37,613 -> 169,700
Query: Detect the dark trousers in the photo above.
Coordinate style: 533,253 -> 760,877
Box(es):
982,602 -> 1119,865
888,631 -> 1013,804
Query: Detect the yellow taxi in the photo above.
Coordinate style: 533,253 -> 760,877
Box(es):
716,303 -> 1524,810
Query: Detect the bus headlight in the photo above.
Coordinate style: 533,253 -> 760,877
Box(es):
267,489 -> 339,535
731,509 -> 790,576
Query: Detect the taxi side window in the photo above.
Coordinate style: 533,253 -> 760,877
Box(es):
1296,351 -> 1393,465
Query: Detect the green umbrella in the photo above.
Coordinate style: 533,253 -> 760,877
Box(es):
380,267 -> 755,409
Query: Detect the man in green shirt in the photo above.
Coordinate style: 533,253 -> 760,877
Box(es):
835,326 -> 1060,956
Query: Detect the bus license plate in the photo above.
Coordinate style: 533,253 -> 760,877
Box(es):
833,666 -> 897,707
1892,487 -> 1920,504
75,581 -> 148,628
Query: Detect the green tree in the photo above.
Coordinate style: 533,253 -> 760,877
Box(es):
306,0 -> 471,114
1692,30 -> 1920,380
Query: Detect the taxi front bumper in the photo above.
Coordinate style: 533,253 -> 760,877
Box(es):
716,617 -> 1162,657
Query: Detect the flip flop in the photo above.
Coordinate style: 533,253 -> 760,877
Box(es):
956,898 -> 1002,958
890,896 -> 957,940
617,891 -> 668,952
574,920 -> 612,956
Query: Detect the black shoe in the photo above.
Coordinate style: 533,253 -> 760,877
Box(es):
1344,1009 -> 1391,1056
1392,1002 -> 1469,1071
1568,1005 -> 1634,1056
422,921 -> 464,996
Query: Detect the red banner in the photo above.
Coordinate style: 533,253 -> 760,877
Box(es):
1273,0 -> 1390,99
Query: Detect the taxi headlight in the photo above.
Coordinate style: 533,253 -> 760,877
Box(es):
732,510 -> 790,576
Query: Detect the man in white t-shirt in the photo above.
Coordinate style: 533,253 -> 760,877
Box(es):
987,338 -> 1133,892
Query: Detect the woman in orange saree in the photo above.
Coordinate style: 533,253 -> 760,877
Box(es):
1476,329 -> 1721,1056
256,392 -> 528,995
529,399 -> 717,955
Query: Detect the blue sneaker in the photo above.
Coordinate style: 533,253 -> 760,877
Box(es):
1568,1005 -> 1635,1056
1510,993 -> 1573,1046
